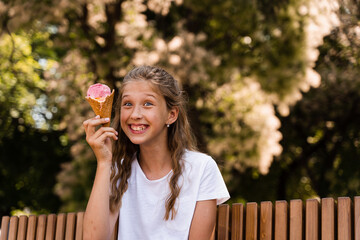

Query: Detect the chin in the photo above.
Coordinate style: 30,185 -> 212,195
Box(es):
127,138 -> 145,145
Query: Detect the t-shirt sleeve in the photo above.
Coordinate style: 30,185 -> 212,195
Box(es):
197,158 -> 230,205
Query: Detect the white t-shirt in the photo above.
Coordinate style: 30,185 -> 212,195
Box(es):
117,150 -> 230,240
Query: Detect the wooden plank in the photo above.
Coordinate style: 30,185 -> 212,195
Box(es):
55,213 -> 66,240
231,203 -> 244,240
245,202 -> 258,240
26,215 -> 37,240
275,201 -> 287,240
338,197 -> 351,240
65,213 -> 76,240
0,216 -> 10,240
75,212 -> 84,240
260,201 -> 272,240
321,197 -> 335,240
355,196 -> 360,240
289,199 -> 302,240
8,216 -> 19,240
17,215 -> 28,240
45,214 -> 57,240
36,215 -> 47,240
305,199 -> 319,240
217,204 -> 230,240
354,196 -> 360,240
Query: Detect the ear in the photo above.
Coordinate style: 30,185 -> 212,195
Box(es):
167,106 -> 179,125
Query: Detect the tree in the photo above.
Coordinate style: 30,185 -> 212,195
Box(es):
228,0 -> 360,203
275,0 -> 360,200
0,29 -> 72,216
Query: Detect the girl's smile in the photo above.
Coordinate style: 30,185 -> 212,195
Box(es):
129,124 -> 149,133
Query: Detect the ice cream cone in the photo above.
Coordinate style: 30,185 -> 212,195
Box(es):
86,89 -> 115,127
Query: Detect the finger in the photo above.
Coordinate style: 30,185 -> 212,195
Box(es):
101,127 -> 118,136
87,129 -> 116,147
91,127 -> 118,141
97,131 -> 118,143
83,115 -> 100,131
85,116 -> 110,135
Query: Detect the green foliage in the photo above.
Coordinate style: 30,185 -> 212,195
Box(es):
0,121 -> 70,216
0,32 -> 41,139
269,7 -> 360,199
0,27 -> 72,216
182,0 -> 307,97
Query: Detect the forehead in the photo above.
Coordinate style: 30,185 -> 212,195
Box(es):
122,80 -> 161,97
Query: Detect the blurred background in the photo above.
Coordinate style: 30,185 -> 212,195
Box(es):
0,0 -> 359,219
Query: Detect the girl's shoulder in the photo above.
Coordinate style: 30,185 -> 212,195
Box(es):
183,150 -> 216,167
184,149 -> 211,159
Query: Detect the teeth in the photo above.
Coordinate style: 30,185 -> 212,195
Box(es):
131,125 -> 146,131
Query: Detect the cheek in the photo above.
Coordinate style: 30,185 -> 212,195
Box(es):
120,111 -> 128,126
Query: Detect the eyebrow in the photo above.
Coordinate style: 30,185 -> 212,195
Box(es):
122,93 -> 158,99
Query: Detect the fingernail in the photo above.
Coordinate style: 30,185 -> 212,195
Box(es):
105,118 -> 110,121
95,115 -> 100,119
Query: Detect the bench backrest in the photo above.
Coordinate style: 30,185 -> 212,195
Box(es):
1,196 -> 360,240
0,212 -> 118,240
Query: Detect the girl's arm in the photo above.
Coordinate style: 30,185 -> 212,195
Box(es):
83,162 -> 120,240
188,199 -> 217,240
82,116 -> 120,240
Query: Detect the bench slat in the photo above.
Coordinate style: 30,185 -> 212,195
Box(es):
305,199 -> 319,240
231,203 -> 243,240
354,196 -> 360,240
217,204 -> 230,240
26,215 -> 37,240
275,201 -> 287,240
245,202 -> 258,240
65,213 -> 76,240
231,203 -> 244,240
289,199 -> 302,240
17,216 -> 28,240
45,214 -> 57,240
55,213 -> 66,240
9,216 -> 19,240
36,215 -> 47,240
260,201 -> 272,240
321,197 -> 334,240
355,196 -> 360,240
338,197 -> 351,240
0,216 -> 10,240
75,212 -> 84,240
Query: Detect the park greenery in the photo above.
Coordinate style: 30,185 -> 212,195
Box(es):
0,0 -> 359,217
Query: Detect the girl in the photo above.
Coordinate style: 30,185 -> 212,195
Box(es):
83,66 -> 230,240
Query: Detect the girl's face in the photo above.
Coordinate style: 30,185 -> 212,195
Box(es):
120,80 -> 178,148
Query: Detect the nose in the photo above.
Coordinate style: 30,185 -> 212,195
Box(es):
130,105 -> 143,119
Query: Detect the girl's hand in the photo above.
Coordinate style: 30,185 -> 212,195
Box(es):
83,115 -> 118,164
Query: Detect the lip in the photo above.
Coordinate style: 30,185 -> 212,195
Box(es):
128,124 -> 149,134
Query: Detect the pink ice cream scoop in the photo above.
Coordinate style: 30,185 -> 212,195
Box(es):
85,83 -> 115,127
86,83 -> 112,101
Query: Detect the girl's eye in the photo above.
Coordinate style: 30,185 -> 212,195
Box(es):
123,102 -> 132,107
144,102 -> 153,107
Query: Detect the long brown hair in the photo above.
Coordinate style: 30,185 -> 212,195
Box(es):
109,65 -> 197,220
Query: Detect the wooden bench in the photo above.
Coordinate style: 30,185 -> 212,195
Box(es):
1,196 -> 360,239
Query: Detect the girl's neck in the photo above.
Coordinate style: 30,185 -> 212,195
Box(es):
138,146 -> 173,180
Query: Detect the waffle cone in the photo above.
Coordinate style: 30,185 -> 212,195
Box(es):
86,89 -> 115,127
